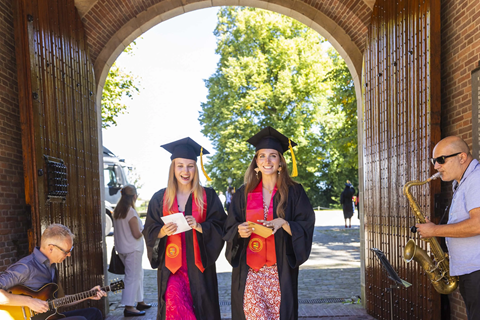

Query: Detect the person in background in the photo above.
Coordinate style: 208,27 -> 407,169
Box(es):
416,136 -> 480,320
225,186 -> 234,212
224,126 -> 315,320
354,191 -> 360,219
0,224 -> 106,320
218,191 -> 226,209
143,137 -> 227,320
113,184 -> 151,317
340,181 -> 355,228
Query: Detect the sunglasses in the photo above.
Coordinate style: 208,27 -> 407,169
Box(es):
430,152 -> 462,165
50,243 -> 74,255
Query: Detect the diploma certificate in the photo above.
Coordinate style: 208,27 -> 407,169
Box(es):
161,212 -> 192,235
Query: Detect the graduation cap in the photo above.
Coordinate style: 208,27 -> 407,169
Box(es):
247,126 -> 298,177
161,137 -> 212,181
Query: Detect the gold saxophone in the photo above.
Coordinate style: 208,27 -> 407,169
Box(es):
403,172 -> 458,294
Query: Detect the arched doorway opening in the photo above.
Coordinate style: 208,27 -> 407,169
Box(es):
97,4 -> 366,316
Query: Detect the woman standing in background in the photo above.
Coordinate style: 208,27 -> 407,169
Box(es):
113,185 -> 151,317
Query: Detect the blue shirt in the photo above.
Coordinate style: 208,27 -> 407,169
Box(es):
446,159 -> 480,276
0,247 -> 56,291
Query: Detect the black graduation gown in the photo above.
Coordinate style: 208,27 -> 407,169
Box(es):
223,183 -> 315,320
143,187 -> 227,320
340,186 -> 355,219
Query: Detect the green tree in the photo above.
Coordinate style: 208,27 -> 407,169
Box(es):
318,52 -> 358,206
200,7 -> 357,207
101,43 -> 141,128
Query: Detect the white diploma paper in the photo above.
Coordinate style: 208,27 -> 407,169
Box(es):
161,212 -> 192,235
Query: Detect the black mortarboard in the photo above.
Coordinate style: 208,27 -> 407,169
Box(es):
247,126 -> 298,177
247,126 -> 297,153
161,137 -> 212,181
161,137 -> 209,161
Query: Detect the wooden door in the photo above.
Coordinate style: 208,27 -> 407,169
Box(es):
362,0 -> 442,319
14,0 -> 104,311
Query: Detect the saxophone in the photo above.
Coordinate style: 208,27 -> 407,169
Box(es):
403,172 -> 459,294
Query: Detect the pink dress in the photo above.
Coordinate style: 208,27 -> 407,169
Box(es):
164,231 -> 196,319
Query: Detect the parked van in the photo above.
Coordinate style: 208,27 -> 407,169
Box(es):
103,146 -> 131,235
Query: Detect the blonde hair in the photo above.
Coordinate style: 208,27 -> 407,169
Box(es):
113,185 -> 137,220
244,151 -> 297,218
165,160 -> 205,219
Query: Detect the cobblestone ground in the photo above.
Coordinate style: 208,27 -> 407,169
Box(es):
105,211 -> 375,319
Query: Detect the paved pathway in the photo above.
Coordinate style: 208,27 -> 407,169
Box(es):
105,210 -> 375,319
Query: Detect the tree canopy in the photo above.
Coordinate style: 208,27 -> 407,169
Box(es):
200,7 -> 357,207
101,44 -> 141,129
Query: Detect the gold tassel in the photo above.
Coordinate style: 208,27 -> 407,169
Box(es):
289,139 -> 298,177
200,147 -> 212,182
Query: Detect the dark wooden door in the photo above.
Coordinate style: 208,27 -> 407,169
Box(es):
362,0 -> 442,319
14,0 -> 104,311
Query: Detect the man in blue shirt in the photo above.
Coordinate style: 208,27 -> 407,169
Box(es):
0,224 -> 107,319
416,136 -> 480,320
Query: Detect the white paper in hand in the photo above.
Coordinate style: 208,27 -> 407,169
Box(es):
161,212 -> 192,235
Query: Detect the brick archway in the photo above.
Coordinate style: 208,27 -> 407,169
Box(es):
74,0 -> 373,105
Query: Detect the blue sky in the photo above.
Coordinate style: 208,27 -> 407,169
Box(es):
102,8 -> 220,199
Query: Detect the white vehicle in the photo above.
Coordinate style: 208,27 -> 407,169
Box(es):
103,146 -> 131,235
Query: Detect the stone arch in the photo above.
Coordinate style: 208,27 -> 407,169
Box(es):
74,0 -> 372,107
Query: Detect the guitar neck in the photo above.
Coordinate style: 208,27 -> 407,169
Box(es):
50,285 -> 111,308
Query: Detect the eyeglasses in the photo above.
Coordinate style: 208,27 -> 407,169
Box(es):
430,152 -> 462,165
50,243 -> 74,255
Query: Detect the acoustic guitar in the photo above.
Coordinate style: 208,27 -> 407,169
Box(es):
0,280 -> 124,320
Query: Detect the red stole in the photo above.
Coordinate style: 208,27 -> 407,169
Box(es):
246,182 -> 277,271
163,190 -> 207,274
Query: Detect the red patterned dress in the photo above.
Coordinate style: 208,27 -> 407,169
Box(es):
164,231 -> 196,320
243,201 -> 281,320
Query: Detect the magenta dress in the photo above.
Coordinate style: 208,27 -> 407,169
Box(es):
164,231 -> 196,319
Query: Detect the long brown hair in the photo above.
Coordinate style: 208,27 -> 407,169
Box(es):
244,151 -> 297,218
114,185 -> 137,220
164,159 -> 205,219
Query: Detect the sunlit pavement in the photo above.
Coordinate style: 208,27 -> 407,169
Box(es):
105,210 -> 375,319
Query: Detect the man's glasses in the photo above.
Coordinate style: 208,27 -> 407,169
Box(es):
50,243 -> 74,255
430,152 -> 462,165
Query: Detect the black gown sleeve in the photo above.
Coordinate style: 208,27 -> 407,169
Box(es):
194,187 -> 227,269
284,184 -> 315,269
223,186 -> 248,268
143,189 -> 167,269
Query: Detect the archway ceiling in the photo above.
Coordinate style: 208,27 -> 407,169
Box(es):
75,0 -> 373,67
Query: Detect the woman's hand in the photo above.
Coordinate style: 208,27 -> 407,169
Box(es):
160,222 -> 178,237
258,218 -> 290,234
185,216 -> 202,233
237,222 -> 253,238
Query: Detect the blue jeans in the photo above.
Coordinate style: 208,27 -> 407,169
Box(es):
63,307 -> 103,320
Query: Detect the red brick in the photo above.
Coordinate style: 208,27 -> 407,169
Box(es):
0,0 -> 30,272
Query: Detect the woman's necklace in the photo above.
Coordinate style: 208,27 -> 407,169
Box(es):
263,185 -> 273,194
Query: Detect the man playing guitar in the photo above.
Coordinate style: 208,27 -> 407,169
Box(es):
0,224 -> 107,320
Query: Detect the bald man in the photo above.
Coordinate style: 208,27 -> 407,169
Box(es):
416,136 -> 480,320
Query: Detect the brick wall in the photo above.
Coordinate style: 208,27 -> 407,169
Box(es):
81,0 -> 372,66
441,0 -> 480,145
0,0 -> 30,271
440,1 -> 480,319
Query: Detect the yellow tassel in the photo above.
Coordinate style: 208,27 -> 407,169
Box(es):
289,139 -> 298,177
200,147 -> 212,182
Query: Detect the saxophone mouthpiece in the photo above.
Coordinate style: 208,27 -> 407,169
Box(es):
429,172 -> 442,181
